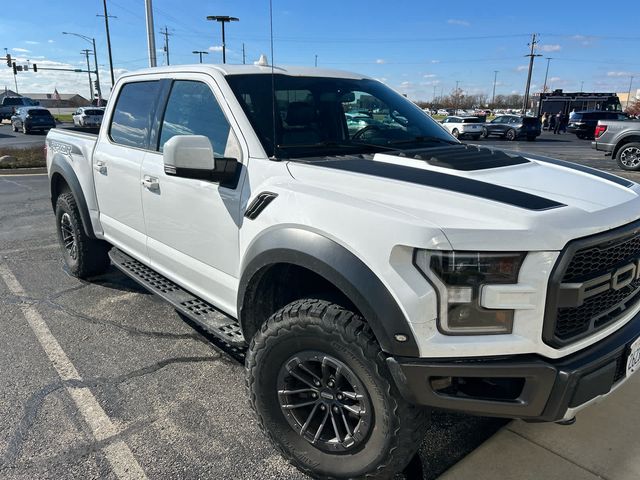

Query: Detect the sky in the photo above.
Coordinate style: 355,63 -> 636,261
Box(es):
1,0 -> 639,101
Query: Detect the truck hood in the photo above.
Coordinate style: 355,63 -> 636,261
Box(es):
286,145 -> 640,251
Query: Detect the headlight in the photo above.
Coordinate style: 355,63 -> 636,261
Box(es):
414,250 -> 526,335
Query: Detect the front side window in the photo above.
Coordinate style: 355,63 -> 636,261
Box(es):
158,80 -> 237,157
110,81 -> 161,148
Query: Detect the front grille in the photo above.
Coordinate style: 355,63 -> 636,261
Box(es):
545,220 -> 640,347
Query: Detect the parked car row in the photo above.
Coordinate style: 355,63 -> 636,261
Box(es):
440,114 -> 542,141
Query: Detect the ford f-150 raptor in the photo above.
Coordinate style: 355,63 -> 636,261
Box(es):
46,64 -> 640,479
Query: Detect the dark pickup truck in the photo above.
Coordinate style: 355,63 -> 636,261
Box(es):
592,119 -> 640,170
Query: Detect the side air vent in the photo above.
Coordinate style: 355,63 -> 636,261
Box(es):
245,192 -> 278,220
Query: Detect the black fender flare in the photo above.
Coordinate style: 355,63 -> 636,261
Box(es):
238,227 -> 420,357
49,156 -> 96,239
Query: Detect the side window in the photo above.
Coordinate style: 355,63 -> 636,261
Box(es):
110,81 -> 161,149
158,80 -> 237,157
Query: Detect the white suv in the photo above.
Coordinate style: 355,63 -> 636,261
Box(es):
441,116 -> 484,139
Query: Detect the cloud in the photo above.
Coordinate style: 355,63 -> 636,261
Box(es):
423,74 -> 437,78
539,44 -> 561,52
48,39 -> 54,43
12,47 -> 30,53
447,19 -> 470,27
25,41 -> 39,45
548,76 -> 561,83
430,59 -> 440,64
515,65 -> 528,72
375,59 -> 385,64
571,35 -> 593,47
209,45 -> 223,52
607,71 -> 634,77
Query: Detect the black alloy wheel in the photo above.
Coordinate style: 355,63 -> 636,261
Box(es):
277,351 -> 373,452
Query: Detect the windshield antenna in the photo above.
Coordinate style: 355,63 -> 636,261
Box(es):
268,0 -> 279,161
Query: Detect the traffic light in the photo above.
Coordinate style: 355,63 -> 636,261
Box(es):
6,54 -> 11,67
33,63 -> 37,72
94,80 -> 100,91
12,62 -> 17,75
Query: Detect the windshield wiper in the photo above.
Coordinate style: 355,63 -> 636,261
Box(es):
385,136 -> 459,146
276,140 -> 398,152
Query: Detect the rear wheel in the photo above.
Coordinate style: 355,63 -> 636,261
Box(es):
526,135 -> 536,141
451,128 -> 460,138
246,299 -> 430,479
471,134 -> 481,141
12,123 -> 17,132
616,143 -> 640,171
55,192 -> 110,278
22,124 -> 28,134
481,127 -> 489,138
576,133 -> 585,139
505,129 -> 516,141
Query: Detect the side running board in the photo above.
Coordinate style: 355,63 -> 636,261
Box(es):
108,248 -> 247,349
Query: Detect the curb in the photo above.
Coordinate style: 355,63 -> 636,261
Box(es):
0,167 -> 47,175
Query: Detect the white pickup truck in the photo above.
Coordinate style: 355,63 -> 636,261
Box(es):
46,64 -> 640,479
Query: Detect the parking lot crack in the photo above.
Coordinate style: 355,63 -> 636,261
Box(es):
1,355 -> 221,467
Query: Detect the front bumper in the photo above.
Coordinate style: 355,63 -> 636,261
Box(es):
387,309 -> 640,422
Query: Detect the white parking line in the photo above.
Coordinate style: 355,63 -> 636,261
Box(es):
0,263 -> 148,479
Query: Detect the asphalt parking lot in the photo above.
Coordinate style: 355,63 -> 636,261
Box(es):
0,132 -> 635,480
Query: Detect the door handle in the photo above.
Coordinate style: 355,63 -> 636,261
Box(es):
94,160 -> 107,175
142,175 -> 160,192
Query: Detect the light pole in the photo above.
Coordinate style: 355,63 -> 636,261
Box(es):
492,70 -> 498,106
206,15 -> 239,64
63,32 -> 102,101
542,57 -> 552,93
145,0 -> 157,67
315,54 -> 318,67
192,50 -> 209,63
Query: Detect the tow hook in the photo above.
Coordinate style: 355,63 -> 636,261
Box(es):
555,417 -> 576,426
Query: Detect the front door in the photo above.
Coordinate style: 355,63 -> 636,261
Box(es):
93,80 -> 162,261
140,77 -> 245,315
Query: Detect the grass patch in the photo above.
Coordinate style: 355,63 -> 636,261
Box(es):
0,145 -> 45,169
54,114 -> 73,122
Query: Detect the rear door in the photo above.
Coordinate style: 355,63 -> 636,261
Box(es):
93,80 -> 163,261
140,75 -> 246,313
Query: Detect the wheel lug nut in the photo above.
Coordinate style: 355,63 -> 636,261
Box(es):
314,380 -> 321,387
332,406 -> 339,413
320,404 -> 326,411
337,393 -> 343,400
327,381 -> 334,388
311,393 -> 317,399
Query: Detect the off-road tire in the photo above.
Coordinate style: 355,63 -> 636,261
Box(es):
616,142 -> 640,171
55,192 -> 110,278
246,299 -> 430,480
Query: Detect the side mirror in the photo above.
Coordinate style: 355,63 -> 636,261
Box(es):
163,135 -> 238,185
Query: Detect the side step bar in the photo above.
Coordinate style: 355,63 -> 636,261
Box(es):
109,248 -> 247,349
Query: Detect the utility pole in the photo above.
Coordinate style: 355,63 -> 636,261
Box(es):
492,70 -> 498,106
315,54 -> 318,67
206,16 -> 239,64
522,33 -> 542,113
580,81 -> 584,93
628,76 -> 635,110
542,57 -> 552,93
192,50 -> 208,63
242,43 -> 246,64
4,47 -> 17,93
98,0 -> 116,87
160,26 -> 171,65
81,49 -> 94,100
145,0 -> 157,67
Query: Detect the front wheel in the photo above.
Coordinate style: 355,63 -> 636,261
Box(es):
246,299 -> 430,480
55,193 -> 111,278
616,143 -> 640,171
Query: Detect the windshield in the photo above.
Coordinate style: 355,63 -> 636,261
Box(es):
226,74 -> 457,158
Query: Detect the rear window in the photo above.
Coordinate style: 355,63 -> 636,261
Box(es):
28,109 -> 52,117
522,117 -> 540,126
3,98 -> 23,106
110,81 -> 161,149
462,118 -> 480,123
84,109 -> 104,116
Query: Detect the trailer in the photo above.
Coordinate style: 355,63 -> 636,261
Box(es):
535,90 -> 622,117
